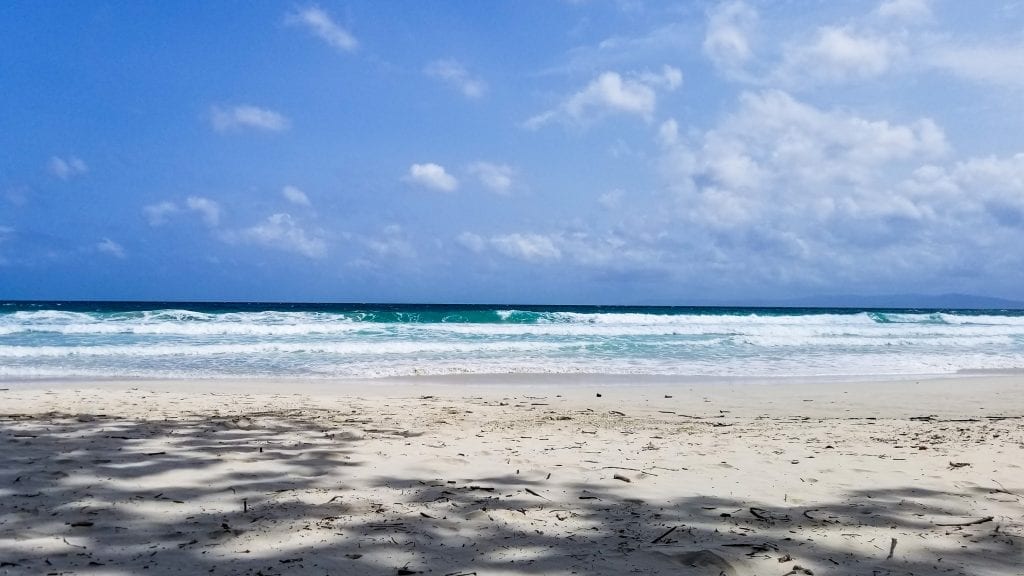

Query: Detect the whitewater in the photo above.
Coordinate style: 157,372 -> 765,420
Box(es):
1,302 -> 1023,380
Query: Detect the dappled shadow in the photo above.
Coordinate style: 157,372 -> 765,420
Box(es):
325,475 -> 1023,575
1,409 -> 1021,575
1,410 -> 368,574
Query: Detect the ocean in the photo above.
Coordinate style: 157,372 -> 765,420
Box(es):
1,301 -> 1023,381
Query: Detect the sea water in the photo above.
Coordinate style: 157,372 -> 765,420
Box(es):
1,301 -> 1023,380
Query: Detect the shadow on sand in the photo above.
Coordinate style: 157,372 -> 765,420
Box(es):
0,411 -> 1020,575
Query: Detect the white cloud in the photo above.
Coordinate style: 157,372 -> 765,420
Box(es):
557,22 -> 690,76
598,189 -> 625,209
926,41 -> 1024,89
902,154 -> 1024,225
186,196 -> 221,227
643,89 -> 1007,289
777,26 -> 904,84
448,116 -> 1022,296
48,156 -> 88,180
364,224 -> 415,259
285,6 -> 357,52
875,0 -> 931,22
657,118 -> 679,147
457,229 -> 669,275
282,185 -> 311,207
145,198 -> 221,227
407,163 -> 458,192
467,162 -> 515,194
637,65 -> 683,90
425,59 -> 487,99
210,105 -> 290,132
227,213 -> 327,258
143,201 -> 179,226
96,238 -> 126,259
456,232 -> 486,253
489,233 -> 562,262
703,1 -> 758,75
526,66 -> 680,128
686,90 -> 947,193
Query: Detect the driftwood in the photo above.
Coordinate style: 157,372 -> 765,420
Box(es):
933,516 -> 994,527
524,488 -> 550,501
651,525 -> 678,544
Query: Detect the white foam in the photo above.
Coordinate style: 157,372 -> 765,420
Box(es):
2,308 -> 1023,380
0,340 -> 567,358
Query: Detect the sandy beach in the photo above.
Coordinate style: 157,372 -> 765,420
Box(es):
1,375 -> 1022,575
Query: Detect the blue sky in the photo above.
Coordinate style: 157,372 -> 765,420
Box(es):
2,0 -> 1024,304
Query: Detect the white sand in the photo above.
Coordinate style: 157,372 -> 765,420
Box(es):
1,374 -> 1022,575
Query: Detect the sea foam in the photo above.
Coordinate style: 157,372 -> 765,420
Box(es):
1,304 -> 1022,380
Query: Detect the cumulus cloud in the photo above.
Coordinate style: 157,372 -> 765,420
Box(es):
282,185 -> 311,207
466,233 -> 562,262
926,41 -> 1024,89
776,26 -> 905,84
662,89 -> 947,203
186,196 -> 221,227
145,195 -> 326,259
407,163 -> 458,192
363,224 -> 416,259
226,213 -> 327,258
492,233 -> 562,262
49,156 -> 88,180
143,201 -> 180,226
526,66 -> 681,128
456,232 -> 487,253
144,198 -> 220,227
96,238 -> 126,259
639,88 -> 1015,291
285,6 -> 357,52
657,118 -> 680,147
902,154 -> 1024,227
467,162 -> 515,194
210,105 -> 290,132
425,59 -> 487,99
703,1 -> 758,75
457,229 -> 671,277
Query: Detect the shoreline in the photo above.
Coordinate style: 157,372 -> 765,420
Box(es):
3,372 -> 1023,419
5,366 -> 1024,385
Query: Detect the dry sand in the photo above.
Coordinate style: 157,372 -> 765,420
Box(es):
1,375 -> 1022,575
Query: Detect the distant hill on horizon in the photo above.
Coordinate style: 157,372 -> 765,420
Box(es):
631,293 -> 1024,309
751,293 -> 1024,310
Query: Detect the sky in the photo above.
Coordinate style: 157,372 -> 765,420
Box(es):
2,0 -> 1024,304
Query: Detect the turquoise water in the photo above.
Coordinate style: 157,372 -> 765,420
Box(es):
2,301 -> 1023,380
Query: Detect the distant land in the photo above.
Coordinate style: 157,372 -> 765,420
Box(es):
630,293 -> 1024,309
748,293 -> 1024,310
